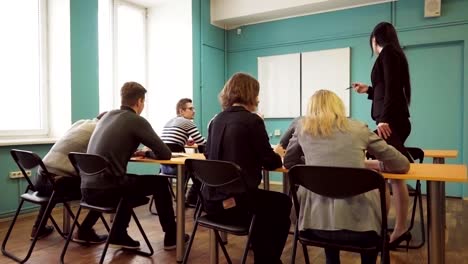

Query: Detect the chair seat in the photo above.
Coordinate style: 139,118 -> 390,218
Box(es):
198,215 -> 251,235
80,196 -> 150,213
298,233 -> 381,253
156,173 -> 177,179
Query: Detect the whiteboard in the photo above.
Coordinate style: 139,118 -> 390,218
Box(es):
257,53 -> 300,118
301,47 -> 350,116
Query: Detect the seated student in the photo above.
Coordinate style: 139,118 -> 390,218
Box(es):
274,116 -> 301,156
204,72 -> 291,264
160,98 -> 206,206
284,90 -> 410,264
32,113 -> 107,243
84,81 -> 187,250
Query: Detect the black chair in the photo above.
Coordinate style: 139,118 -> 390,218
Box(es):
367,147 -> 425,249
404,147 -> 425,249
2,149 -> 81,263
288,165 -> 389,264
60,152 -> 153,264
149,143 -> 184,215
183,159 -> 256,264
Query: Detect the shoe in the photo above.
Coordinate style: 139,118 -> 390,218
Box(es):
185,195 -> 198,208
389,231 -> 412,250
72,228 -> 108,244
164,233 -> 190,250
109,233 -> 140,249
30,225 -> 54,240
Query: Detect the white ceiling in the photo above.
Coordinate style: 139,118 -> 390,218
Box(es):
211,0 -> 397,29
124,0 -> 172,8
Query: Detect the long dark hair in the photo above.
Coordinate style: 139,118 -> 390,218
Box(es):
370,22 -> 411,105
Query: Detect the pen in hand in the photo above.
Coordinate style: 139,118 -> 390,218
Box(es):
345,86 -> 352,90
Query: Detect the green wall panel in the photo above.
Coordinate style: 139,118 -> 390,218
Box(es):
396,0 -> 468,29
200,46 -> 225,135
0,145 -> 51,218
70,0 -> 99,122
197,2 -> 468,195
227,4 -> 391,52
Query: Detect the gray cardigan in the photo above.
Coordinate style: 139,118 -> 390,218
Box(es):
284,119 -> 409,233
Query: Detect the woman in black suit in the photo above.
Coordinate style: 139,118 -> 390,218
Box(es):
352,21 -> 412,248
204,72 -> 291,264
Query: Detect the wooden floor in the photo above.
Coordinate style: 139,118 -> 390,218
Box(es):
1,190 -> 467,264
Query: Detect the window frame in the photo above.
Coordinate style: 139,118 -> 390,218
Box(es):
0,0 -> 49,138
112,0 -> 149,112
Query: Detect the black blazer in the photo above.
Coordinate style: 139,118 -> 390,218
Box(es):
204,106 -> 282,199
367,45 -> 410,124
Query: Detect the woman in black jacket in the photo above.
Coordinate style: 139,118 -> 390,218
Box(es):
352,22 -> 412,248
204,72 -> 291,264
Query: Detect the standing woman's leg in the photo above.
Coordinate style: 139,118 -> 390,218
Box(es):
385,119 -> 412,242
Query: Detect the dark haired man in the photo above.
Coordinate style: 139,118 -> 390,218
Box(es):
84,82 -> 185,250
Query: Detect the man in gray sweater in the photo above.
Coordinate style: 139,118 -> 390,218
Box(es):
84,82 -> 184,250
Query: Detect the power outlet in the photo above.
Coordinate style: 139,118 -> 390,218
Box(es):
9,170 -> 31,179
274,129 -> 281,136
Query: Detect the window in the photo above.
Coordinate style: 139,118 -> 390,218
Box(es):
99,0 -> 193,133
99,0 -> 147,115
0,0 -> 71,143
0,0 -> 48,136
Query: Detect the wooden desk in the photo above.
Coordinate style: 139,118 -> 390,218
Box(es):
271,163 -> 467,264
131,153 -> 205,263
421,149 -> 458,246
424,149 -> 458,164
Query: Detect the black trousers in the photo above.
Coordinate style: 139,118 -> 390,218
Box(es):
33,174 -> 88,228
205,189 -> 291,264
375,118 -> 413,162
81,174 -> 176,237
301,229 -> 380,264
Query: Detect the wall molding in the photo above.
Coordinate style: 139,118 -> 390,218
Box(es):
227,19 -> 468,53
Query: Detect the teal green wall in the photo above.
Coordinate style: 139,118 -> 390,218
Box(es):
71,0 -> 100,121
192,0 -> 226,136
198,0 -> 468,197
0,0 -> 100,218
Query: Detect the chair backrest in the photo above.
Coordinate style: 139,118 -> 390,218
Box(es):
68,152 -> 109,177
185,159 -> 247,189
10,149 -> 52,192
406,147 -> 424,163
288,165 -> 388,237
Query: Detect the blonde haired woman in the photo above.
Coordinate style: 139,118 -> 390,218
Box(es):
284,90 -> 409,264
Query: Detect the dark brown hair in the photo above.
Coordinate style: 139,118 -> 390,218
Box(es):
219,73 -> 259,110
120,82 -> 147,107
176,98 -> 192,115
370,22 -> 411,105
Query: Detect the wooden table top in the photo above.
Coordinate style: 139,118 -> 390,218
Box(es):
273,163 -> 467,182
131,154 -> 466,183
131,153 -> 205,165
423,149 -> 458,159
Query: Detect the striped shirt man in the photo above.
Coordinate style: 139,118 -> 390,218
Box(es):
161,116 -> 205,147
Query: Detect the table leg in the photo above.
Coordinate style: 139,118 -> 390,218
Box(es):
63,203 -> 70,234
433,158 -> 446,231
209,230 -> 219,264
427,181 -> 445,264
263,170 -> 270,190
176,164 -> 186,263
282,172 -> 289,194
